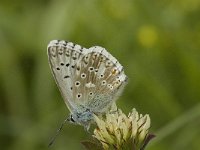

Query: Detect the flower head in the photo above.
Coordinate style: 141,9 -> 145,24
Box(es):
92,104 -> 153,150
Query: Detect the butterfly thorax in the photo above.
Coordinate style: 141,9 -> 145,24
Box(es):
69,108 -> 93,129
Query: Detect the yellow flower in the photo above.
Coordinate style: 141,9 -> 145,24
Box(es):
92,104 -> 152,150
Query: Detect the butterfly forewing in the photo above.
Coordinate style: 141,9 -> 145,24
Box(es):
47,40 -> 87,111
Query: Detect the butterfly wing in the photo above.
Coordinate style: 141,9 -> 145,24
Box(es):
72,46 -> 128,113
48,40 -> 127,115
47,40 -> 88,112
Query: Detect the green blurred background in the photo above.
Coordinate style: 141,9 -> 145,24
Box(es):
0,0 -> 200,149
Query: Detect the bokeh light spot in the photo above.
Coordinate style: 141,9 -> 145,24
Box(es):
138,25 -> 158,48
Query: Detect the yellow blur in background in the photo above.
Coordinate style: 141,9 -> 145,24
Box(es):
138,25 -> 158,48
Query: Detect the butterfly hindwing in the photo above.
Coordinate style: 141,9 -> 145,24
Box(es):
73,46 -> 128,113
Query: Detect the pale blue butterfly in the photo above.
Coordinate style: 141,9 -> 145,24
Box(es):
47,40 -> 127,130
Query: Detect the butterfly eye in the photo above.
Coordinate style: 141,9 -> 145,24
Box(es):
70,115 -> 75,123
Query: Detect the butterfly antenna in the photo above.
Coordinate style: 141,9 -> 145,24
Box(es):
48,118 -> 68,147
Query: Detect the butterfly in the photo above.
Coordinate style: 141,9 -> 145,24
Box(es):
47,40 -> 127,130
